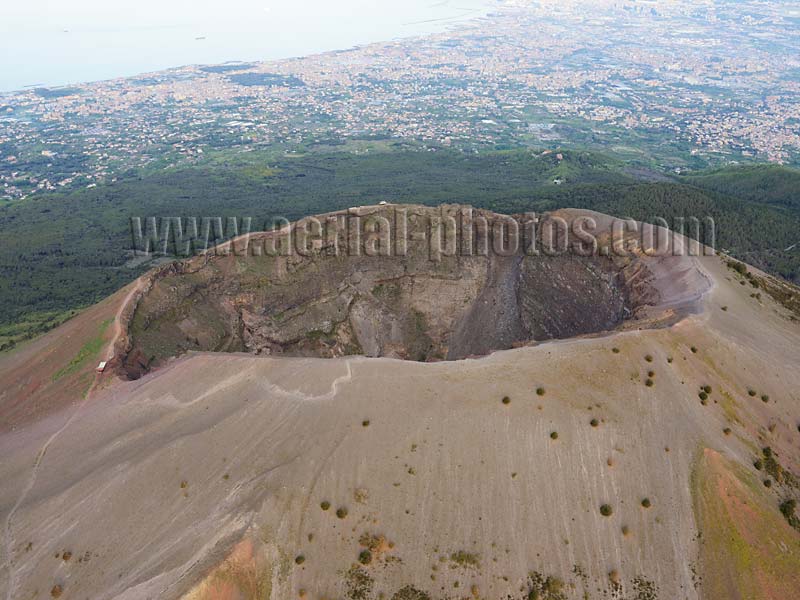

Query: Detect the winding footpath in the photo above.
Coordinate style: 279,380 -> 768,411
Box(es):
2,278 -> 144,600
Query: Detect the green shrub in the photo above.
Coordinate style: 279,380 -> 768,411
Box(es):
764,479 -> 773,488
358,550 -> 372,565
754,459 -> 764,471
780,499 -> 800,530
600,504 -> 613,517
612,348 -> 620,354
502,396 -> 511,405
723,427 -> 732,436
691,346 -> 698,354
295,555 -> 305,565
550,431 -> 559,440
320,501 -> 330,511
761,395 -> 770,403
536,387 -> 546,396
590,418 -> 599,428
450,550 -> 480,568
703,385 -> 712,394
336,507 -> 348,519
699,392 -> 708,401
362,420 -> 371,427
645,355 -> 653,363
645,379 -> 654,387
641,498 -> 651,508
748,389 -> 757,397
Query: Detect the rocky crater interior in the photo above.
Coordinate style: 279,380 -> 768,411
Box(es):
122,206 -> 664,379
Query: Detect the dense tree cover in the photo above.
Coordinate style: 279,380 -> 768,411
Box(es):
683,164 -> 800,211
0,148 -> 797,345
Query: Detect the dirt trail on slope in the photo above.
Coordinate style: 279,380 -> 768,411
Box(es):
1,277 -> 145,600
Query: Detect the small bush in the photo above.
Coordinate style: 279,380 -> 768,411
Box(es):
336,507 -> 348,519
600,504 -> 613,517
667,357 -> 674,364
359,550 -> 372,565
748,389 -> 757,397
761,395 -> 770,403
723,427 -> 732,436
320,501 -> 330,511
550,431 -> 559,440
690,347 -> 698,354
703,385 -> 712,394
502,396 -> 511,405
645,355 -> 653,363
699,392 -> 708,401
780,499 -> 800,530
647,370 -> 655,378
621,525 -> 630,536
764,479 -> 773,488
754,459 -> 764,471
612,348 -> 620,354
295,555 -> 305,565
590,418 -> 599,428
536,387 -> 546,396
645,379 -> 654,387
641,498 -> 651,508
362,420 -> 371,427
61,551 -> 72,562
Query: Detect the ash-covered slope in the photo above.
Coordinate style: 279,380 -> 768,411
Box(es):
1,207 -> 799,600
120,205 -> 702,378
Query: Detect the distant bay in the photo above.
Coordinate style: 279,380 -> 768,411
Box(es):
1,0 -> 496,92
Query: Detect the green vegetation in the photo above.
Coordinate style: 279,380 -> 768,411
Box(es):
336,507 -> 348,519
600,504 -> 613,517
358,550 -> 372,565
449,551 -> 480,568
344,566 -> 373,600
502,396 -> 511,405
320,501 -> 330,511
536,387 -> 546,396
294,555 -> 305,565
779,499 -> 800,531
52,318 -> 112,381
390,586 -> 430,600
641,498 -> 652,508
525,571 -> 567,600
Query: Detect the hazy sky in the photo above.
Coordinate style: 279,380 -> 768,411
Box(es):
1,0 -> 494,91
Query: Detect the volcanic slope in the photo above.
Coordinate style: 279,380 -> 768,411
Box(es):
0,206 -> 799,600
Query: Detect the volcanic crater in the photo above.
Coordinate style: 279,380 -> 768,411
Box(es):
119,205 -> 705,379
